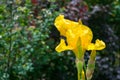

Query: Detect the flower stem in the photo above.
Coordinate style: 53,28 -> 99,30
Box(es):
76,58 -> 84,80
78,70 -> 80,80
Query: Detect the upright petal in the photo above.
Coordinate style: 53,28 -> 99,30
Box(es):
54,15 -> 78,36
77,25 -> 93,49
65,22 -> 93,51
54,15 -> 66,36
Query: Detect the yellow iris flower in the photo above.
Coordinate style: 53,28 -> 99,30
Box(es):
54,15 -> 106,80
54,15 -> 105,54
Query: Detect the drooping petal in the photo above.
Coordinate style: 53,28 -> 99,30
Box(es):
87,39 -> 106,50
55,39 -> 73,53
95,39 -> 106,50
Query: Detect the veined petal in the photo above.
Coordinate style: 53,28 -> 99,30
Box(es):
55,39 -> 73,53
87,39 -> 106,50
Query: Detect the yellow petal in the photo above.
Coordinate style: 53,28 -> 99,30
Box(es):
65,23 -> 93,51
55,39 -> 73,53
72,24 -> 93,49
54,15 -> 78,36
87,39 -> 106,50
80,25 -> 93,49
87,43 -> 95,50
66,29 -> 77,48
54,15 -> 66,36
95,39 -> 106,50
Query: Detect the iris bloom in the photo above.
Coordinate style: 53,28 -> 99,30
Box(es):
54,15 -> 106,80
54,15 -> 105,57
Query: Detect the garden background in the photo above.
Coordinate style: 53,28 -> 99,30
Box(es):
0,0 -> 120,80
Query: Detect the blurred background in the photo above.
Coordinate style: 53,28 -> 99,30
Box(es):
0,0 -> 120,80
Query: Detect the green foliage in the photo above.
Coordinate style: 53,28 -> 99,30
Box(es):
0,0 -> 76,80
0,0 -> 59,79
111,0 -> 120,37
0,0 -> 33,79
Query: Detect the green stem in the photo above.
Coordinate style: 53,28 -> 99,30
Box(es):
83,63 -> 87,80
78,70 -> 80,80
6,0 -> 14,78
76,58 -> 84,80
